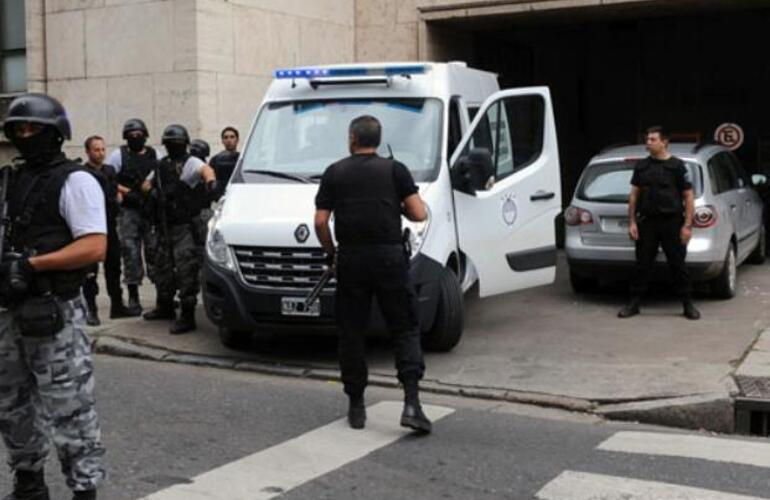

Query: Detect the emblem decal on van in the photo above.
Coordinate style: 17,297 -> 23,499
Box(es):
502,195 -> 518,227
295,224 -> 310,243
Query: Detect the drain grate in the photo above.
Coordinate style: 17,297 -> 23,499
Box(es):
735,398 -> 770,436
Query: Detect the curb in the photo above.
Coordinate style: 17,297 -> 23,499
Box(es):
94,335 -> 734,432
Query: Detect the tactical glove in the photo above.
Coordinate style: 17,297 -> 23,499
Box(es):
0,257 -> 35,294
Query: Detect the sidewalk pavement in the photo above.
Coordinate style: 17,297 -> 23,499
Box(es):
89,254 -> 770,432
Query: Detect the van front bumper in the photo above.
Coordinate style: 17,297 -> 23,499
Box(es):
203,253 -> 443,333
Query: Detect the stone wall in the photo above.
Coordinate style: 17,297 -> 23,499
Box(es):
29,0 -> 355,156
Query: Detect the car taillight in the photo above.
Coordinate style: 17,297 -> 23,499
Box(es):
565,206 -> 594,226
693,205 -> 718,228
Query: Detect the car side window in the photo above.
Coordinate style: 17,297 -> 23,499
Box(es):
708,153 -> 738,194
447,98 -> 463,159
727,153 -> 751,189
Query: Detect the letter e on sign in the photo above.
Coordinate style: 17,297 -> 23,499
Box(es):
714,123 -> 744,151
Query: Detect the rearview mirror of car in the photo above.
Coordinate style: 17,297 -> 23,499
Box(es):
752,174 -> 767,187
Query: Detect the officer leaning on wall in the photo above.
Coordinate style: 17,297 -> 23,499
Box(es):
0,94 -> 107,500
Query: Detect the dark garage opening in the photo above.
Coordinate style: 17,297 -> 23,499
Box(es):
428,4 -> 770,204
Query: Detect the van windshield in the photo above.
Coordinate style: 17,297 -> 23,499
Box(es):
577,160 -> 702,203
240,98 -> 443,182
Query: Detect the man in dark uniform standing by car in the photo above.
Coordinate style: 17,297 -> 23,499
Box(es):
619,126 -> 700,320
1,94 -> 106,499
314,115 -> 432,433
208,126 -> 240,200
107,118 -> 158,315
82,135 -> 133,325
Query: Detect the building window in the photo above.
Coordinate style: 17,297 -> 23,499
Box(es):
0,0 -> 26,94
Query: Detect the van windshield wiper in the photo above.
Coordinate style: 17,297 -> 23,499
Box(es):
243,169 -> 316,184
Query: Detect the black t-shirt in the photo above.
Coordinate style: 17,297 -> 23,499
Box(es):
87,162 -> 119,222
315,154 -> 418,247
631,156 -> 692,217
210,150 -> 240,184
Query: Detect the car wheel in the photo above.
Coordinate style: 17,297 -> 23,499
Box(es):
219,326 -> 252,349
422,267 -> 464,352
570,270 -> 599,294
748,226 -> 766,264
711,244 -> 737,299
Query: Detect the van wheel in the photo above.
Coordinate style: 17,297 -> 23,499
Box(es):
422,267 -> 464,352
748,226 -> 766,264
219,326 -> 252,349
711,244 -> 737,299
570,270 -> 598,294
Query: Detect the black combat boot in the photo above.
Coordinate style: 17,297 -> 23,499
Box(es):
110,294 -> 138,319
400,379 -> 432,434
3,469 -> 50,500
617,298 -> 641,318
347,395 -> 366,430
169,303 -> 196,335
127,285 -> 142,316
72,490 -> 96,500
683,299 -> 701,320
85,301 -> 100,327
143,299 -> 176,321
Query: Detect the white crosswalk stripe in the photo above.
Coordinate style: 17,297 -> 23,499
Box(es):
536,471 -> 766,500
536,431 -> 770,500
138,401 -> 454,500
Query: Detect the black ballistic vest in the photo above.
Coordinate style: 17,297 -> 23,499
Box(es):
635,158 -> 686,217
156,156 -> 201,225
8,158 -> 97,298
117,146 -> 157,208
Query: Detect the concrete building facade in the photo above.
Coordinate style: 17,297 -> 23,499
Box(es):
2,0 -> 769,195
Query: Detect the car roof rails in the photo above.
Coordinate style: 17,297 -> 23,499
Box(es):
598,142 -> 632,155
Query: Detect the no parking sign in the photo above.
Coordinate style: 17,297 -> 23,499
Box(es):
714,122 -> 744,151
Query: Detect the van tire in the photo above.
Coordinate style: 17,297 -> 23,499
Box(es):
748,226 -> 766,264
710,244 -> 737,299
570,270 -> 598,294
219,326 -> 251,350
422,267 -> 464,352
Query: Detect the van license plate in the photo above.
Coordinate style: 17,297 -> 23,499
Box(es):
281,297 -> 320,317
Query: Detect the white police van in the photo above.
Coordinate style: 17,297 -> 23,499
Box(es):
203,62 -> 561,351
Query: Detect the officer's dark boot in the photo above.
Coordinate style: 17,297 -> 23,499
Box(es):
110,294 -> 138,319
169,303 -> 196,335
85,300 -> 100,327
618,297 -> 641,318
143,299 -> 175,321
127,285 -> 142,316
3,469 -> 50,500
72,490 -> 96,500
683,298 -> 701,320
400,379 -> 432,434
347,395 -> 366,430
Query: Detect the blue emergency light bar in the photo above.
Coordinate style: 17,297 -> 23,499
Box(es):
273,65 -> 429,79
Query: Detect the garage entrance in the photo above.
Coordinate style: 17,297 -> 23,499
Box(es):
425,3 -> 770,202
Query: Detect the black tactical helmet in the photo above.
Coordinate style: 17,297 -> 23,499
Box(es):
2,93 -> 71,141
190,139 -> 210,159
122,118 -> 149,139
161,124 -> 190,144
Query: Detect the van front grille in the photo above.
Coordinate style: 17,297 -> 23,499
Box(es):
232,246 -> 335,292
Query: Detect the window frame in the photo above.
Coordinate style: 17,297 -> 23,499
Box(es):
0,0 -> 27,95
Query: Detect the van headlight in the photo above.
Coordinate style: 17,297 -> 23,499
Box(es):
206,208 -> 236,271
404,207 -> 431,259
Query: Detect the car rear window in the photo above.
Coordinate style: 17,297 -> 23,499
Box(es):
577,160 -> 702,203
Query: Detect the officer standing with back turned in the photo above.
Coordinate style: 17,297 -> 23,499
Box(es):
314,115 -> 432,433
618,126 -> 700,320
0,94 -> 106,499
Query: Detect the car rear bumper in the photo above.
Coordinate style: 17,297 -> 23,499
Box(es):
567,257 -> 722,282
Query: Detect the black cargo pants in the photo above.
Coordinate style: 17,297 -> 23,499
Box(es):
630,215 -> 691,299
83,221 -> 123,305
335,244 -> 425,398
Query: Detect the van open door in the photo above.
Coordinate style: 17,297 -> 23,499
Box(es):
450,87 -> 561,298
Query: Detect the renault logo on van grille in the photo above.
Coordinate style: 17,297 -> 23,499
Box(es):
294,224 -> 310,244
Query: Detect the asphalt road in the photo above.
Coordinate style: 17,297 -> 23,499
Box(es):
3,355 -> 769,500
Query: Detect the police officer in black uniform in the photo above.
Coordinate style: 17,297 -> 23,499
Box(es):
82,135 -> 133,325
619,126 -> 701,320
109,118 -> 159,315
190,139 -> 210,162
208,126 -> 240,201
314,115 -> 432,433
0,94 -> 106,500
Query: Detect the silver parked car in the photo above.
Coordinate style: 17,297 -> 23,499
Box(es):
565,144 -> 765,298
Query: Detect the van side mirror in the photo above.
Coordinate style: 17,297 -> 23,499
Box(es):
752,174 -> 767,187
452,148 -> 495,195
